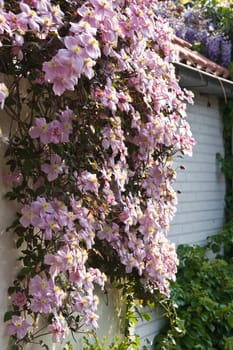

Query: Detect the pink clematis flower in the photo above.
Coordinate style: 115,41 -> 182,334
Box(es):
82,57 -> 96,79
95,78 -> 119,112
59,108 -> 73,142
63,36 -> 86,75
0,11 -> 11,35
78,170 -> 100,194
12,291 -> 27,308
48,314 -> 67,343
73,294 -> 92,312
43,55 -> 77,96
47,120 -> 63,144
38,213 -> 60,240
29,117 -> 50,144
19,2 -> 43,31
50,73 -> 77,96
31,197 -> 54,216
30,296 -> 52,314
77,4 -> 98,28
6,11 -> 27,32
11,34 -> 24,60
85,310 -> 99,330
6,316 -> 31,340
2,169 -> 22,187
22,0 -> 38,7
70,20 -> 97,36
78,33 -> 101,60
20,203 -> 40,227
41,154 -> 64,182
29,274 -> 53,297
29,274 -> 62,313
91,0 -> 115,21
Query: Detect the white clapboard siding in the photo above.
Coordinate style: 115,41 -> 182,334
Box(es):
171,93 -> 226,246
135,306 -> 166,349
136,93 -> 226,347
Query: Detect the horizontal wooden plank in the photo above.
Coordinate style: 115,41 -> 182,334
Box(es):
170,220 -> 224,239
176,200 -> 225,212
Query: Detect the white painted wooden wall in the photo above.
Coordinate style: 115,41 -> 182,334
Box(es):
171,93 -> 226,245
136,93 -> 226,347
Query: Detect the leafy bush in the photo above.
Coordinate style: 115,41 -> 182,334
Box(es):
153,237 -> 233,350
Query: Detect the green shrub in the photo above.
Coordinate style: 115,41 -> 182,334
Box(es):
153,239 -> 233,350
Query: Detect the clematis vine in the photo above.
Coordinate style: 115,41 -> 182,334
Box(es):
0,0 -> 195,348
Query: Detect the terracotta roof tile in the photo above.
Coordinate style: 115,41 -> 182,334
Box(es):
173,36 -> 230,79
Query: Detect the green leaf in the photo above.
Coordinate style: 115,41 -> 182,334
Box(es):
200,313 -> 208,322
143,313 -> 151,322
207,323 -> 215,333
64,342 -> 73,350
4,311 -> 17,322
16,237 -> 24,249
227,314 -> 233,328
8,286 -> 16,295
17,267 -> 32,279
35,186 -> 46,196
11,345 -> 20,350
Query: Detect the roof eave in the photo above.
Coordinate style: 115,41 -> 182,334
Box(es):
174,61 -> 233,101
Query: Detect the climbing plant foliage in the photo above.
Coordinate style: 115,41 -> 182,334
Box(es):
0,0 -> 195,348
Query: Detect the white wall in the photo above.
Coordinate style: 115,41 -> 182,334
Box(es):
136,92 -> 226,347
135,306 -> 166,349
171,93 -> 226,245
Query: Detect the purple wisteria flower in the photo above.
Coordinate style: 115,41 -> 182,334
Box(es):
221,37 -> 232,67
184,27 -> 197,43
206,33 -> 222,62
